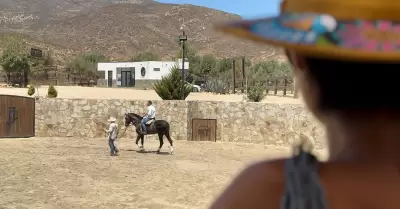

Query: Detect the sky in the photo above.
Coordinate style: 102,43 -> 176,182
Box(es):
155,0 -> 280,18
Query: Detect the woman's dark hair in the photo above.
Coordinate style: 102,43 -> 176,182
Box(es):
304,56 -> 400,111
148,101 -> 152,105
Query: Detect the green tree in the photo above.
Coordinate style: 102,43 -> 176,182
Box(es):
246,84 -> 266,102
1,54 -> 30,86
47,85 -> 58,98
153,64 -> 192,100
67,53 -> 108,81
67,55 -> 92,80
249,60 -> 291,78
216,58 -> 233,73
0,34 -> 30,86
131,52 -> 160,61
27,85 -> 35,96
199,54 -> 218,75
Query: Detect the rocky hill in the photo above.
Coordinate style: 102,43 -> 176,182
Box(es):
0,0 -> 282,64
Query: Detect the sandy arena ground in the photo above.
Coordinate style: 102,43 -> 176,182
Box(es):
0,86 -> 309,208
0,137 -> 329,209
0,86 -> 303,104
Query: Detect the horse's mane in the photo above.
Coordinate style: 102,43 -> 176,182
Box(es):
127,112 -> 143,119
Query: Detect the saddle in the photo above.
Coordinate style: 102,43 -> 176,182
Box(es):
145,118 -> 155,125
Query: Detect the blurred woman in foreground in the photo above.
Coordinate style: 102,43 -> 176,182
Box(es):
210,0 -> 400,208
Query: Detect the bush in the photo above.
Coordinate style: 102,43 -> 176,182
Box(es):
246,85 -> 265,102
203,79 -> 230,94
27,85 -> 35,96
153,64 -> 192,100
47,85 -> 58,98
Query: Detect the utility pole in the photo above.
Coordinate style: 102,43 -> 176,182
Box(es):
179,29 -> 188,100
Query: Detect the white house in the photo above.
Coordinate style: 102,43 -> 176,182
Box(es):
97,60 -> 189,87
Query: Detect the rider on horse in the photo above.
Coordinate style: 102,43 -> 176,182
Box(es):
140,101 -> 156,134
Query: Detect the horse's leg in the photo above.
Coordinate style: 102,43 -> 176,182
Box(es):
140,135 -> 145,151
157,133 -> 164,153
165,128 -> 174,155
135,135 -> 142,149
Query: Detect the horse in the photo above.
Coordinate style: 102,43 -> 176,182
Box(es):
124,113 -> 174,154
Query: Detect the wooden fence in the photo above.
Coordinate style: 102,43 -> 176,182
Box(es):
230,76 -> 294,96
29,69 -> 98,86
226,57 -> 295,96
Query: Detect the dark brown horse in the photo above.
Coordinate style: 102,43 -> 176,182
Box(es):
124,113 -> 174,154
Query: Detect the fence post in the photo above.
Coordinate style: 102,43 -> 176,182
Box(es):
266,78 -> 269,95
274,78 -> 278,95
232,59 -> 236,93
283,76 -> 287,96
293,76 -> 299,98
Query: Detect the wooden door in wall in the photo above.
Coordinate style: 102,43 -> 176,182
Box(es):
191,119 -> 217,142
0,95 -> 35,138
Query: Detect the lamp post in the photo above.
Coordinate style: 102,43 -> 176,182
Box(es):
179,28 -> 187,100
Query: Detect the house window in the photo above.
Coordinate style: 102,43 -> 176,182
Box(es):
153,68 -> 160,71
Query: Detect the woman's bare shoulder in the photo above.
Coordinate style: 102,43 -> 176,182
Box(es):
209,158 -> 288,209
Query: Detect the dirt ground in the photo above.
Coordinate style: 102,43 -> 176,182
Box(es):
0,137 -> 328,209
0,86 -> 302,104
0,86 -> 307,208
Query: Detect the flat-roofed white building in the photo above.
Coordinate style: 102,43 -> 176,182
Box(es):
97,60 -> 189,87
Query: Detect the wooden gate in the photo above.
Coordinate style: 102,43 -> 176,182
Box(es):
192,119 -> 217,142
0,95 -> 35,138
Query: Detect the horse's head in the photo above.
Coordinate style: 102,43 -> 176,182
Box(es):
124,113 -> 142,127
124,113 -> 133,127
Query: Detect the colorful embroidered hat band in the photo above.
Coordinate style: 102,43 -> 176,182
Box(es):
216,12 -> 400,61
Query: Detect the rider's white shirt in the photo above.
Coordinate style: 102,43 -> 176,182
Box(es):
147,105 -> 156,118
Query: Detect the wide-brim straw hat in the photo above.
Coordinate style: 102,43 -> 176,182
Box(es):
108,117 -> 117,122
215,0 -> 400,62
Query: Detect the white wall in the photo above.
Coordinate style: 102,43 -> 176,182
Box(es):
97,61 -> 189,80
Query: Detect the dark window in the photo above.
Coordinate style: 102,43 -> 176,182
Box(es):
153,68 -> 160,71
141,67 -> 146,76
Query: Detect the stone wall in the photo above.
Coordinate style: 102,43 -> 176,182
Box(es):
35,98 -> 188,140
187,101 -> 325,149
35,98 -> 326,148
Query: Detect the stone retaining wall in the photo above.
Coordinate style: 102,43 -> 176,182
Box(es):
35,98 -> 326,148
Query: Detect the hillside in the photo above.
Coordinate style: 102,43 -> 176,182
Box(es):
0,0 -> 283,64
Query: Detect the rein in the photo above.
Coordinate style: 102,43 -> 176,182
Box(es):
118,127 -> 128,138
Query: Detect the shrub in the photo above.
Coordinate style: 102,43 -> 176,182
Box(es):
27,85 -> 35,96
47,85 -> 58,98
203,79 -> 230,94
153,64 -> 192,100
246,85 -> 265,102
